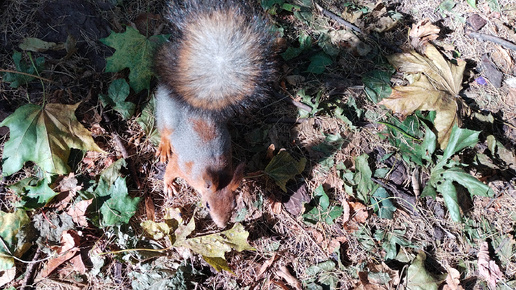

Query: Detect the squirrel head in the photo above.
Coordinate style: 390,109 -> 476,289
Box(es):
201,163 -> 245,228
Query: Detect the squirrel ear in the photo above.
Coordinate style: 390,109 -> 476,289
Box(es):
229,163 -> 245,192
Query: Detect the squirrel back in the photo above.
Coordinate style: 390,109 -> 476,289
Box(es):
154,0 -> 276,118
154,0 -> 276,227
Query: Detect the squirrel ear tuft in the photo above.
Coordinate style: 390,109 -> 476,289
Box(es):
229,163 -> 245,192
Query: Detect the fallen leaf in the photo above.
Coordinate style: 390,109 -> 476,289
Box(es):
0,103 -> 104,176
276,265 -> 302,290
350,201 -> 369,223
443,265 -> 464,290
257,253 -> 278,278
38,230 -> 80,279
477,241 -> 504,288
381,44 -> 466,148
409,19 -> 440,51
405,251 -> 444,289
264,150 -> 306,192
283,183 -> 310,216
271,200 -> 282,214
0,266 -> 16,287
67,199 -> 92,227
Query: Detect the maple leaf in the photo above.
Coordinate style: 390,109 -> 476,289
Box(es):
100,26 -> 168,93
380,44 -> 466,148
0,103 -> 104,176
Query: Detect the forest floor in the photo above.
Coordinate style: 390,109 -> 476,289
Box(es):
0,0 -> 515,289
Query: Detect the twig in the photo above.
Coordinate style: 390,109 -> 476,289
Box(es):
21,248 -> 41,290
0,69 -> 53,83
466,31 -> 516,51
314,3 -> 362,33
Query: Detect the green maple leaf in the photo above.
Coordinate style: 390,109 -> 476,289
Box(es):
100,26 -> 168,93
0,103 -> 104,176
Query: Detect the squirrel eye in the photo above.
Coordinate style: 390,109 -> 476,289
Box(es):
205,202 -> 210,210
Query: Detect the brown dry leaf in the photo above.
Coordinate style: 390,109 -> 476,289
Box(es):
0,266 -> 16,288
350,201 -> 369,223
145,196 -> 156,221
341,199 -> 351,223
276,265 -> 302,290
55,173 -> 82,210
409,19 -> 440,51
356,271 -> 389,290
443,265 -> 463,290
271,200 -> 282,214
381,44 -> 466,148
38,230 -> 80,279
491,46 -> 514,74
283,183 -> 310,216
67,199 -> 92,227
257,253 -> 278,278
477,241 -> 504,288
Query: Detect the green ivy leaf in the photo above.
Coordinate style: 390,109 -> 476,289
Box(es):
2,51 -> 45,88
354,154 -> 376,203
97,177 -> 140,227
264,151 -> 306,192
363,70 -> 393,103
99,79 -> 135,120
437,126 -> 480,168
307,52 -> 333,74
441,167 -> 493,197
100,26 -> 168,93
19,179 -> 58,209
136,97 -> 160,145
371,187 -> 395,219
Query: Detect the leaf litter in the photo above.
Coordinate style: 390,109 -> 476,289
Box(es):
0,0 -> 516,289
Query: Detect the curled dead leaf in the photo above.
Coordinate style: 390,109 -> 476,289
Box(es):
276,265 -> 302,290
410,19 -> 440,51
477,241 -> 504,288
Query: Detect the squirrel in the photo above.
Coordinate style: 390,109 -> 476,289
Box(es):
154,0 -> 276,227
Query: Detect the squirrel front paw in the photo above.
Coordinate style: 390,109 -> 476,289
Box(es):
156,133 -> 172,163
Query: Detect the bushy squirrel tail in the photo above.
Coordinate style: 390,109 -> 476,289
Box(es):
154,0 -> 277,118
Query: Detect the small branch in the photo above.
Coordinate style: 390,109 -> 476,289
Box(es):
21,248 -> 42,290
314,3 -> 362,33
466,31 -> 516,51
0,69 -> 53,83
